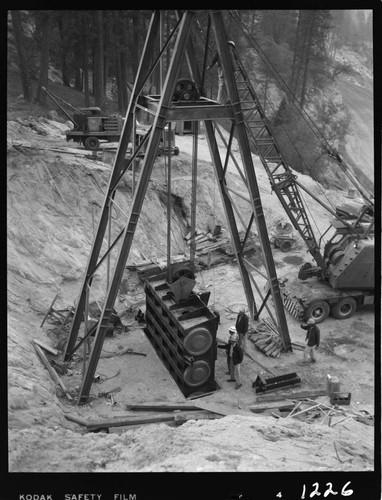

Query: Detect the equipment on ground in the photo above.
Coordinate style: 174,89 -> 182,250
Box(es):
271,221 -> 295,253
252,372 -> 301,393
42,87 -> 123,150
42,87 -> 179,155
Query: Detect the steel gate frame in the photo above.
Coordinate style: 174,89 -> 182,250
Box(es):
64,10 -> 291,403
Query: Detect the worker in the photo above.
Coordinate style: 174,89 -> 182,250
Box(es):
219,326 -> 243,389
217,325 -> 236,375
300,318 -> 320,362
235,308 -> 249,353
229,330 -> 244,389
207,40 -> 236,104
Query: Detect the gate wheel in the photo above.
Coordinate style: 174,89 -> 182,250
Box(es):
84,136 -> 100,151
280,239 -> 292,252
331,297 -> 357,320
305,300 -> 330,323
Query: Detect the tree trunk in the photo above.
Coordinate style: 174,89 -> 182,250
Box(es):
11,10 -> 33,102
299,13 -> 316,108
36,12 -> 51,104
94,10 -> 105,110
57,15 -> 70,87
81,13 -> 90,106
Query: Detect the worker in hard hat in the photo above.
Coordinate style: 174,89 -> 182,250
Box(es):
217,325 -> 243,388
300,317 -> 320,362
224,325 -> 243,389
207,40 -> 237,104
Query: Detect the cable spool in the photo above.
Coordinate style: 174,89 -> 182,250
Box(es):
183,327 -> 213,355
183,360 -> 211,387
172,79 -> 201,102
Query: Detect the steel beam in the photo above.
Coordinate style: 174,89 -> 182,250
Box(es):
77,10 -> 196,402
204,120 -> 257,319
210,10 -> 291,350
64,11 -> 163,360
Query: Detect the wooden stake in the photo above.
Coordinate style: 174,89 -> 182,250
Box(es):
286,400 -> 302,418
33,343 -> 72,401
289,403 -> 320,418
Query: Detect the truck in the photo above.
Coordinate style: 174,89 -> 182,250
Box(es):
65,107 -> 123,151
42,87 -> 179,154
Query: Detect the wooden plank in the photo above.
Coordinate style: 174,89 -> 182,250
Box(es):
86,410 -> 220,430
125,403 -> 198,412
33,339 -> 59,356
249,400 -> 295,413
192,399 -> 254,417
63,413 -> 89,427
255,389 -> 327,403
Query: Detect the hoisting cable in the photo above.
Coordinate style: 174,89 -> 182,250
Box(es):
228,10 -> 374,206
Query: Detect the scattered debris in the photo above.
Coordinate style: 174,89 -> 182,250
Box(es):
100,347 -> 147,358
98,387 -> 121,398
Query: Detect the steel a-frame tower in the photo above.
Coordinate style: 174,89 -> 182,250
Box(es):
64,10 -> 291,403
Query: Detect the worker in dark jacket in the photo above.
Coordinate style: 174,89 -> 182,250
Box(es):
301,318 -> 320,362
235,308 -> 249,353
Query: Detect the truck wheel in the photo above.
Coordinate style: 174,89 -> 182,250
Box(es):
84,136 -> 100,151
173,147 -> 180,156
331,297 -> 357,320
305,300 -> 330,323
280,240 -> 292,252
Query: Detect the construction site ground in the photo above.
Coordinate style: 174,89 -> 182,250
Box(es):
6,74 -> 376,496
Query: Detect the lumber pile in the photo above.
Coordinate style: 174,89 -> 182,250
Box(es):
248,319 -> 285,357
184,230 -> 227,256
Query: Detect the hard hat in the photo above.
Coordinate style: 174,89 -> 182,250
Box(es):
229,326 -> 237,334
228,40 -> 236,48
307,318 -> 316,324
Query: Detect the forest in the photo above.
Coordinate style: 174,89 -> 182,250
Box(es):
8,9 -> 373,179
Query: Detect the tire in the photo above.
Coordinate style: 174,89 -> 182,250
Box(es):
280,239 -> 292,252
273,237 -> 280,248
173,147 -> 179,156
84,136 -> 100,151
331,297 -> 357,320
305,300 -> 330,324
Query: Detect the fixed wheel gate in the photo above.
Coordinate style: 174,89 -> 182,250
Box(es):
145,274 -> 219,397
